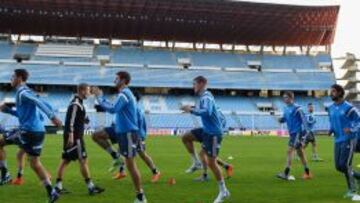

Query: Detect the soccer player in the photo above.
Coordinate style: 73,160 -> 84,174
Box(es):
92,71 -> 147,203
0,69 -> 62,203
180,76 -> 230,203
327,84 -> 360,200
303,103 -> 323,162
54,83 -> 104,195
276,91 -> 312,181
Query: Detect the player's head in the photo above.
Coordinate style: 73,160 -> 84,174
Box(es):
307,103 -> 314,113
115,71 -> 131,89
193,76 -> 207,95
330,84 -> 345,102
11,69 -> 29,87
77,83 -> 90,99
133,91 -> 142,103
282,91 -> 294,104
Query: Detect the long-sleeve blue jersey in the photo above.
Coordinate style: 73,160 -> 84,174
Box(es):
97,87 -> 138,134
136,107 -> 147,139
305,113 -> 316,132
1,85 -> 56,132
279,103 -> 308,134
327,101 -> 360,143
190,90 -> 223,136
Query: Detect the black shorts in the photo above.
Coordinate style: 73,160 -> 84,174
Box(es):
104,126 -> 118,144
305,132 -> 316,145
62,138 -> 87,161
190,128 -> 204,143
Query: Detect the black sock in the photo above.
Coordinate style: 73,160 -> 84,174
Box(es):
136,192 -> 144,201
17,172 -> 22,179
85,178 -> 91,184
0,167 -> 8,179
224,164 -> 229,170
203,173 -> 208,178
119,165 -> 125,173
284,167 -> 290,176
56,178 -> 62,184
111,152 -> 118,160
305,167 -> 310,175
152,168 -> 158,175
45,184 -> 53,196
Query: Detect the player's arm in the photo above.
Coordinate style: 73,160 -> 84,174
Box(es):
278,112 -> 286,123
96,93 -> 128,114
190,97 -> 212,116
21,91 -> 62,126
296,107 -> 310,132
67,103 -> 80,147
346,107 -> 360,134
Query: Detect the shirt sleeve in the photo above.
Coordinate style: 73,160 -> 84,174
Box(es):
96,93 -> 129,114
190,97 -> 213,116
279,112 -> 286,123
347,107 -> 360,133
296,107 -> 309,132
21,91 -> 55,119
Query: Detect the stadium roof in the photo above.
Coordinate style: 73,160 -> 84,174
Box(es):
0,0 -> 339,46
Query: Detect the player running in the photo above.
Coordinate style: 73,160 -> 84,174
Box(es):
276,91 -> 312,181
181,76 -> 230,203
327,84 -> 360,201
54,83 -> 104,195
92,71 -> 147,203
0,69 -> 62,203
113,91 -> 161,183
303,103 -> 323,162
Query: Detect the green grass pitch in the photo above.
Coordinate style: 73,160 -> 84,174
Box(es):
0,135 -> 358,203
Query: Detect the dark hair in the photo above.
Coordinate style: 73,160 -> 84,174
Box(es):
77,83 -> 89,92
133,91 -> 142,102
308,103 -> 313,106
331,84 -> 345,98
193,76 -> 207,84
116,71 -> 131,85
283,91 -> 294,99
14,69 -> 29,82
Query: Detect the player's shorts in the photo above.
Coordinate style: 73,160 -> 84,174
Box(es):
104,126 -> 118,144
190,128 -> 204,143
136,137 -> 146,152
62,138 -> 87,161
1,129 -> 22,146
304,131 -> 316,145
5,130 -> 45,157
201,133 -> 223,158
288,131 -> 305,149
117,131 -> 141,158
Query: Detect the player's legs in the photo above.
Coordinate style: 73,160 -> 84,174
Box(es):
182,129 -> 202,173
194,150 -> 209,182
12,149 -> 26,185
0,138 -> 11,185
78,158 -> 105,195
29,155 -> 57,197
217,158 -> 234,178
55,159 -> 70,193
335,139 -> 357,197
138,151 -> 160,182
296,147 -> 312,179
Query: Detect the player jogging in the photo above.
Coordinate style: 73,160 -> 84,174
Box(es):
181,76 -> 230,203
0,69 -> 62,203
327,84 -> 360,201
54,83 -> 104,195
276,91 -> 312,181
303,103 -> 323,162
92,71 -> 147,203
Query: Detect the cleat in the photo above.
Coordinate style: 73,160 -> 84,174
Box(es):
113,172 -> 127,180
134,196 -> 148,203
213,190 -> 230,203
0,173 -> 12,186
302,173 -> 313,180
345,191 -> 358,199
352,194 -> 360,201
276,173 -> 295,181
109,159 -> 122,173
151,172 -> 161,183
193,175 -> 210,182
11,177 -> 24,185
48,189 -> 60,203
185,162 -> 202,174
55,187 -> 71,194
225,165 -> 234,178
89,186 -> 105,196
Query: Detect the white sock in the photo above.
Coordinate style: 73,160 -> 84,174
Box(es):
87,181 -> 95,190
218,180 -> 227,193
191,153 -> 200,164
55,181 -> 63,190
